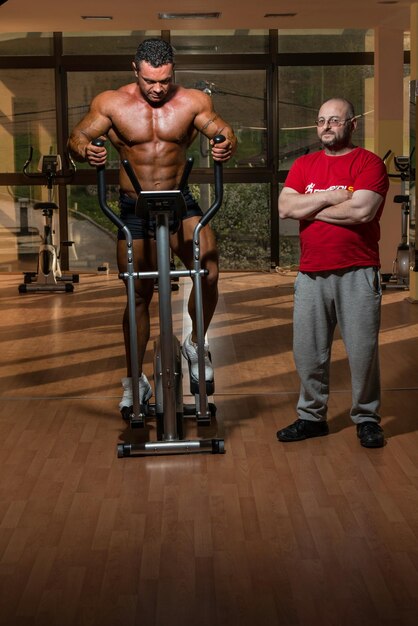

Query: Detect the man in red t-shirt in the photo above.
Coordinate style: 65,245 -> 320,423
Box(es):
277,97 -> 389,448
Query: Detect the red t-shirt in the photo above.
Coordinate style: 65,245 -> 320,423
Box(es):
284,147 -> 389,271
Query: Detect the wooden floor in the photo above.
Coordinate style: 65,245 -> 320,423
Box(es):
0,271 -> 417,626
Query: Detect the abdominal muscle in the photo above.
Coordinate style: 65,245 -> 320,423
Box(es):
116,140 -> 190,197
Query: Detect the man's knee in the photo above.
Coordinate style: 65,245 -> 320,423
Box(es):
205,267 -> 219,291
201,240 -> 219,285
201,254 -> 219,291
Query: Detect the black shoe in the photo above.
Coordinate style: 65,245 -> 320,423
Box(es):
277,419 -> 329,442
357,422 -> 385,448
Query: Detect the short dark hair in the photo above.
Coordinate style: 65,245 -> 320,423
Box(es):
134,39 -> 174,68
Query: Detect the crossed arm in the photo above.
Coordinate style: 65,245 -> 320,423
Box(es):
278,186 -> 384,225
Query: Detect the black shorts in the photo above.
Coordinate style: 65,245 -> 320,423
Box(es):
117,186 -> 203,240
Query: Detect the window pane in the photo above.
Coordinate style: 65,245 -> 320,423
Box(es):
0,69 -> 56,172
0,33 -> 53,56
278,183 -> 300,269
0,186 -> 29,271
189,182 -> 270,270
1,179 -> 118,273
404,67 -> 411,153
67,71 -> 133,169
176,70 -> 267,168
0,184 -> 59,273
171,30 -> 269,54
67,185 -> 118,272
278,65 -> 374,172
67,73 -> 133,271
278,29 -> 374,53
63,31 -> 160,55
215,182 -> 270,270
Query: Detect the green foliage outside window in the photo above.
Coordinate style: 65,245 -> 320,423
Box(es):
191,183 -> 271,270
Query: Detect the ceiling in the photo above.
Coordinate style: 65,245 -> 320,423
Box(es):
0,0 -> 415,33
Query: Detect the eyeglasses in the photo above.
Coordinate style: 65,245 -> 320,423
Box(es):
315,116 -> 354,128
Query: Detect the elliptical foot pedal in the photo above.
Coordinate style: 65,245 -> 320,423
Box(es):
182,337 -> 215,396
183,400 -> 216,424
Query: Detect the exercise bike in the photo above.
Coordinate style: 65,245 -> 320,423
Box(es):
381,150 -> 413,290
93,137 -> 225,457
18,148 -> 79,293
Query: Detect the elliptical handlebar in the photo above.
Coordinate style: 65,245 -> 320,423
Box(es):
92,138 -> 126,232
383,149 -> 412,182
23,147 -> 34,177
23,146 -> 76,183
199,134 -> 224,228
382,149 -> 392,165
121,158 -> 142,196
178,156 -> 194,193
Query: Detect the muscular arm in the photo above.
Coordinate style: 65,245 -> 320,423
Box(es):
67,92 -> 112,165
278,186 -> 353,220
313,189 -> 384,224
193,92 -> 237,162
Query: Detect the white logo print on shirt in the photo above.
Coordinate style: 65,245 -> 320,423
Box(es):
305,183 -> 351,194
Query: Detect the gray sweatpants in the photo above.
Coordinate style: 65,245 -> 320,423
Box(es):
293,267 -> 382,425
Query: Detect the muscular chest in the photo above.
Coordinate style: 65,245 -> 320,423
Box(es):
111,100 -> 193,146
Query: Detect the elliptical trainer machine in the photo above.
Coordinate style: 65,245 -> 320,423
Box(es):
18,148 -> 78,293
93,136 -> 225,457
381,150 -> 413,290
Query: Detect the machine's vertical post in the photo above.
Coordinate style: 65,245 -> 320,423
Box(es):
156,213 -> 178,439
122,226 -> 141,422
192,221 -> 209,418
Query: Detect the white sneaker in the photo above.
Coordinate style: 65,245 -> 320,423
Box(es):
181,333 -> 214,383
119,374 -> 152,410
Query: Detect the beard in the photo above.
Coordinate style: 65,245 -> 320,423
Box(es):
319,124 -> 352,151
